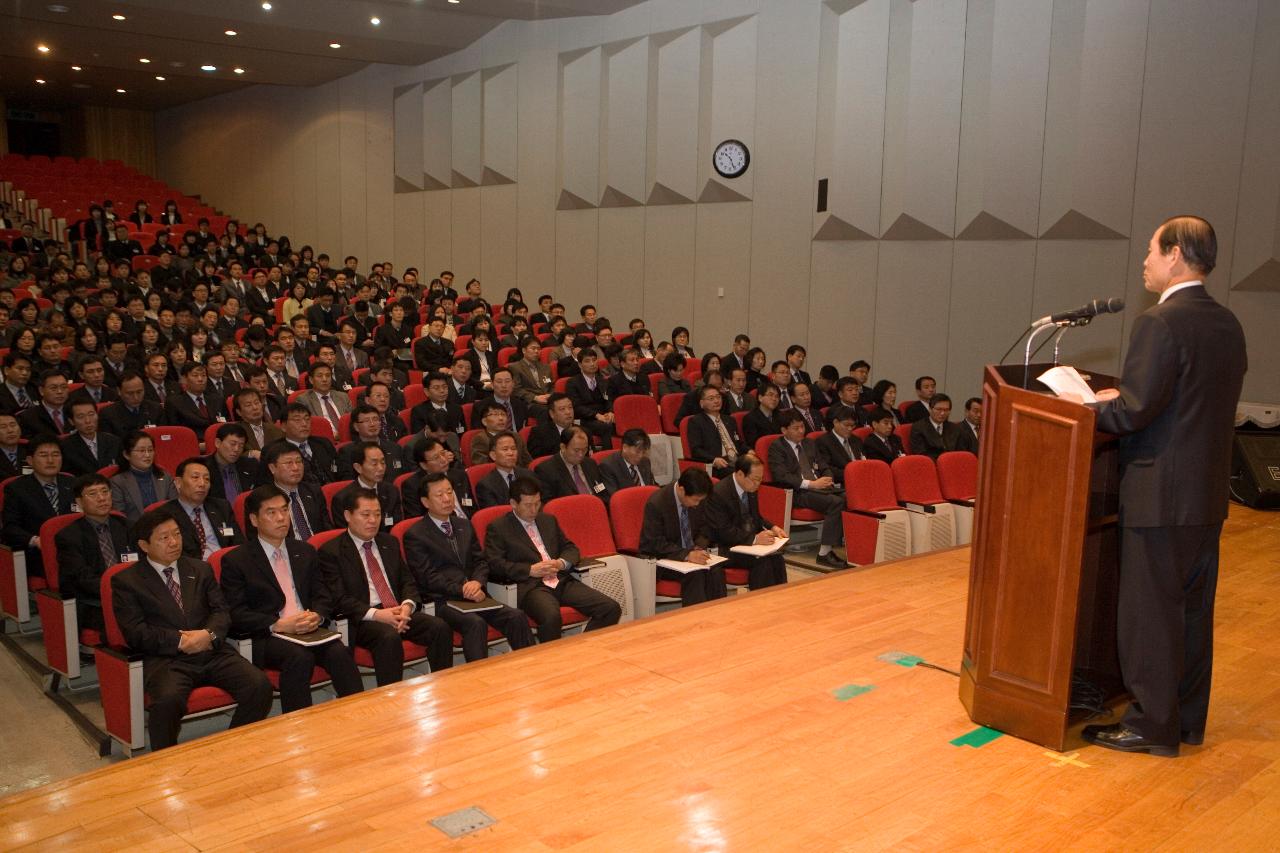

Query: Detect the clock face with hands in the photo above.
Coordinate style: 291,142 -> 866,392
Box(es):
713,139 -> 750,179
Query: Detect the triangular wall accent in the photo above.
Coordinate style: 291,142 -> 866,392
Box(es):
422,173 -> 450,191
482,63 -> 515,81
956,211 -> 1034,240
451,170 -> 479,189
650,26 -> 698,49
1039,209 -> 1127,240
559,45 -> 599,65
881,213 -> 951,241
813,215 -> 876,241
1231,258 -> 1280,292
824,0 -> 874,13
703,15 -> 755,38
646,182 -> 695,206
600,186 -> 643,208
481,167 -> 516,186
603,36 -> 646,57
557,189 -> 597,210
394,176 -> 422,194
698,179 -> 750,204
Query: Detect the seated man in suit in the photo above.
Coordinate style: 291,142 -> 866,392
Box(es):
2,434 -> 73,576
638,467 -> 727,607
161,363 -> 223,433
56,473 -> 132,632
0,352 -> 36,415
401,437 -> 475,519
262,346 -> 298,400
564,349 -> 614,448
536,426 -> 608,503
743,383 -> 783,450
337,405 -> 406,480
61,399 -> 122,476
165,457 -> 245,561
277,403 -> 340,485
0,413 -> 27,478
955,397 -> 981,455
606,348 -> 649,399
476,432 -> 535,509
203,423 -> 259,503
815,405 -> 865,485
68,356 -> 119,408
508,335 -> 554,420
410,374 -> 467,437
101,372 -> 162,437
413,316 -> 455,376
484,476 -> 621,643
908,393 -> 958,460
447,356 -> 477,406
329,441 -> 404,526
902,375 -> 936,423
862,408 -> 906,463
109,508 -> 273,750
600,428 -> 658,496
363,381 -> 408,443
18,369 -> 70,439
703,455 -> 788,589
527,392 -> 578,459
403,473 -> 534,662
219,485 -> 364,713
768,410 -> 848,569
721,367 -> 755,416
296,363 -> 351,440
317,488 -> 453,685
263,443 -> 333,540
789,382 -> 824,434
686,385 -> 748,480
824,377 -> 871,429
469,399 -> 533,468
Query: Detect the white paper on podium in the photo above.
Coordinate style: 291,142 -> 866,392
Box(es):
1037,365 -> 1097,404
656,554 -> 729,574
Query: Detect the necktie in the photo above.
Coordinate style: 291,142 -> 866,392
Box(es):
678,502 -> 692,549
503,399 -> 515,428
362,540 -> 398,608
16,387 -> 30,408
440,519 -> 460,560
271,548 -> 300,618
222,463 -> 240,501
379,415 -> 392,441
629,464 -> 641,486
289,491 -> 313,539
844,438 -> 854,460
90,387 -> 100,403
196,396 -> 209,420
795,443 -> 813,479
163,566 -> 183,610
298,441 -> 312,460
50,408 -> 64,432
154,382 -> 167,402
441,519 -> 453,537
43,481 -> 60,513
94,522 -> 116,570
321,395 -> 340,430
345,349 -> 356,371
740,489 -> 750,518
713,417 -> 737,461
524,521 -> 558,588
191,505 -> 209,555
587,377 -> 596,391
936,422 -> 943,435
571,464 -> 590,495
274,373 -> 287,396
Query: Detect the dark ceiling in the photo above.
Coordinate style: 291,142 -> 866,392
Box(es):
1,0 -> 645,112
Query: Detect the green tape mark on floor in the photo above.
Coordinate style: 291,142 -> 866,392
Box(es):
950,726 -> 1004,748
877,651 -> 924,667
833,684 -> 875,701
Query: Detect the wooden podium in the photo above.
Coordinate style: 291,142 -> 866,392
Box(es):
959,363 -> 1125,751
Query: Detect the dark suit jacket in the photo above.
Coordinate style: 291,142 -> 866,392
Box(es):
318,531 -> 421,619
639,483 -> 709,560
244,287 -> 278,322
373,322 -> 414,355
476,466 -> 532,509
599,453 -> 656,497
400,468 -> 475,518
476,396 -> 529,431
203,453 -> 260,501
337,438 -> 406,481
329,479 -> 404,526
720,390 -> 755,417
527,421 -> 573,459
903,401 -> 930,423
100,400 -> 163,437
0,384 -> 32,416
703,474 -> 777,549
482,511 -> 581,601
862,432 -> 904,464
276,481 -> 333,537
55,514 -> 131,606
110,556 -> 232,663
814,431 -> 865,484
536,453 -> 607,502
414,336 -> 455,375
0,445 -> 26,479
607,371 -> 648,400
908,418 -> 960,461
447,379 -> 477,406
67,384 -> 120,408
162,392 -> 224,432
2,474 -> 74,555
464,350 -> 499,387
954,421 -> 980,455
686,412 -> 746,463
1093,285 -> 1247,527
60,431 -> 122,476
164,497 -> 245,559
565,374 -> 611,419
767,436 -> 835,490
403,514 -> 489,601
410,401 -> 466,436
742,408 -> 780,451
268,438 -> 340,486
142,379 -> 181,407
18,404 -> 67,438
220,538 -> 333,644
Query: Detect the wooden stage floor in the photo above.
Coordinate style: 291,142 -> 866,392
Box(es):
3,505 -> 1279,851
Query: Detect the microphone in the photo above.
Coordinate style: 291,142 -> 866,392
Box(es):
1032,298 -> 1124,328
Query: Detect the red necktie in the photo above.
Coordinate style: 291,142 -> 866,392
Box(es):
197,396 -> 209,420
163,567 -> 183,610
571,464 -> 590,495
362,540 -> 398,609
50,408 -> 64,431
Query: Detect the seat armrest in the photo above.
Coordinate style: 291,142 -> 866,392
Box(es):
903,501 -> 936,514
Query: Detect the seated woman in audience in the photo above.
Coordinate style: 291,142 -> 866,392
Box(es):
281,279 -> 312,325
126,321 -> 162,367
744,346 -> 768,393
658,353 -> 693,397
164,340 -> 190,382
187,326 -> 212,364
10,298 -> 40,336
671,325 -> 695,358
698,352 -> 721,385
743,382 -> 783,450
869,379 -> 902,425
99,309 -> 126,340
90,256 -> 114,290
498,316 -> 529,350
373,301 -> 414,364
64,297 -> 89,330
128,199 -> 153,227
110,431 -> 178,523
143,289 -> 165,321
1,256 -> 31,289
148,230 -> 175,255
160,199 -> 183,226
466,330 -> 499,392
71,324 -> 101,370
9,326 -> 38,360
632,328 -> 656,360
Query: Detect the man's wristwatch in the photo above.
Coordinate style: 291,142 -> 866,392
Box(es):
207,630 -> 218,644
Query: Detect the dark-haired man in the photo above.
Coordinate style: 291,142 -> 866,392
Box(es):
815,405 -> 865,484
600,428 -> 657,495
329,441 -> 404,527
18,370 -> 70,438
908,394 -> 958,461
902,376 -> 936,423
639,467 -> 727,606
955,398 -> 981,455
203,423 -> 258,502
163,363 -> 224,433
263,443 -> 332,538
2,435 -> 73,575
100,372 -> 162,436
401,437 -> 474,519
703,455 -> 788,589
60,399 -> 121,476
768,410 -> 848,569
862,408 -> 905,464
536,427 -> 607,502
686,385 -> 747,480
56,474 -> 132,631
165,458 -> 244,560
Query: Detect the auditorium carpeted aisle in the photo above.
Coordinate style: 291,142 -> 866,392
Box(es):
1,504 -> 1277,850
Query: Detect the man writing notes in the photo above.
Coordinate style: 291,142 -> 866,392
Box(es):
1080,216 -> 1246,758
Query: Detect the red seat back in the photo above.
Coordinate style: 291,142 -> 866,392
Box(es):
466,462 -> 496,499
679,417 -> 694,458
937,451 -> 978,501
39,512 -> 83,591
844,460 -> 899,512
144,426 -> 199,475
609,485 -> 657,552
891,456 -> 943,505
544,494 -> 616,558
894,423 -> 914,452
99,562 -> 134,648
321,480 -> 354,513
659,392 -> 685,435
614,395 -> 662,435
206,546 -> 239,580
755,435 -> 781,481
471,505 -> 513,548
307,529 -> 346,550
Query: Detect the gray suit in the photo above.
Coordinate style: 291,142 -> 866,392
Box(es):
110,468 -> 179,523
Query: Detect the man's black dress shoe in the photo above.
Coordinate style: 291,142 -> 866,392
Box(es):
816,552 -> 849,569
1081,723 -> 1179,757
1181,730 -> 1204,746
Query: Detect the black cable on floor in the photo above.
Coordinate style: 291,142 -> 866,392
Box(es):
915,661 -> 961,677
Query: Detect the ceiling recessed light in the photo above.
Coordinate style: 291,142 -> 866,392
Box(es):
261,1 -> 272,8
201,64 -> 217,71
36,78 -> 47,85
448,0 -> 460,4
112,13 -> 125,20
71,64 -> 82,71
329,42 -> 342,48
155,75 -> 166,81
224,29 -> 237,36
116,88 -> 126,93
47,4 -> 69,12
37,44 -> 51,53
370,16 -> 381,25
233,67 -> 245,74
139,57 -> 151,63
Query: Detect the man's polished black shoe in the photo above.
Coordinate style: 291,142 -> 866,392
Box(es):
1181,730 -> 1205,746
815,552 -> 850,570
1081,723 -> 1179,757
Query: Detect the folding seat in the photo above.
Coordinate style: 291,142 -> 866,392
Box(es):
606,484 -> 671,618
936,451 -> 978,545
613,395 -> 675,484
891,456 -> 958,554
841,460 -> 912,565
753,434 -> 823,545
543,494 -> 635,622
0,475 -> 48,628
144,426 -> 199,474
659,392 -> 685,437
677,418 -> 713,477
895,423 -> 914,453
35,512 -> 101,685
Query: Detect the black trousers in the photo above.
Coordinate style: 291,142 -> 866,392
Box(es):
262,635 -> 364,713
726,553 -> 787,589
353,612 -> 453,686
144,649 -> 273,750
1117,523 -> 1221,745
438,602 -> 535,662
520,578 -> 621,642
657,565 -> 728,606
581,418 -> 614,449
791,489 -> 844,546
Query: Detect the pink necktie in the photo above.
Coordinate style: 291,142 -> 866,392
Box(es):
524,520 -> 558,588
271,548 -> 300,618
321,394 -> 340,429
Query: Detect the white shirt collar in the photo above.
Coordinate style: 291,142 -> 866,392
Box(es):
258,536 -> 287,557
1158,280 -> 1203,304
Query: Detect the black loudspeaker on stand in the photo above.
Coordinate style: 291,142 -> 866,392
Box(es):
1230,432 -> 1280,510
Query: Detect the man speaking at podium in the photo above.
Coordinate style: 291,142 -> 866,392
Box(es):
1081,216 -> 1246,757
